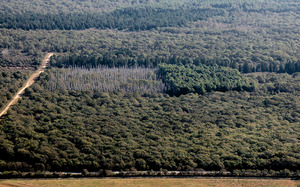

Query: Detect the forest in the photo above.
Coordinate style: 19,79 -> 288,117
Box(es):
0,7 -> 225,31
0,72 -> 299,173
158,63 -> 254,95
0,0 -> 299,176
0,71 -> 29,111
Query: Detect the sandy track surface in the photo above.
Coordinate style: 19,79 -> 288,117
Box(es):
0,53 -> 53,117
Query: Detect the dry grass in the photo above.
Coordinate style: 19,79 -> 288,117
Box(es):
0,178 -> 299,187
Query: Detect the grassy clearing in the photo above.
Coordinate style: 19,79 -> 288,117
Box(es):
0,178 -> 299,187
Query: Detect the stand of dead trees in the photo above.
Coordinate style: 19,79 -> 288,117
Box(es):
46,67 -> 166,94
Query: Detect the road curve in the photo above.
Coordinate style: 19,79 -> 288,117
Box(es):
0,53 -> 53,117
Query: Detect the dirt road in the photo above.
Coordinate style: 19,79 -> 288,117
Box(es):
0,53 -> 53,117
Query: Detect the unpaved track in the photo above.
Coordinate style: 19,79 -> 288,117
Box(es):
0,53 -> 53,117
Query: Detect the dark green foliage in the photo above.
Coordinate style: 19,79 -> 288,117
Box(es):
284,60 -> 300,74
50,53 -> 300,74
0,50 -> 41,69
49,53 -> 152,68
0,72 -> 299,172
159,64 -> 254,96
0,0 -> 160,15
0,0 -> 299,73
1,24 -> 299,73
0,0 -> 299,174
0,7 -> 224,31
1,0 -> 299,32
0,71 -> 29,110
1,0 -> 299,33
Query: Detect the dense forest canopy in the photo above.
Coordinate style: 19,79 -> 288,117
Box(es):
0,0 -> 162,14
0,72 -> 299,172
1,26 -> 299,73
158,64 -> 255,95
0,0 -> 299,73
0,0 -> 299,31
0,71 -> 29,110
0,0 -> 299,175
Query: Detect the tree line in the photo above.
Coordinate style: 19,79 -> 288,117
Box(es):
50,53 -> 300,75
1,0 -> 299,31
0,7 -> 225,31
